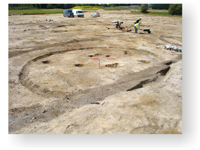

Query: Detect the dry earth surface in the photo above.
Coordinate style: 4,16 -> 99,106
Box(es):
9,10 -> 182,134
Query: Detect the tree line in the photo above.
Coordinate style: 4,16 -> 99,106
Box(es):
151,4 -> 170,10
8,4 -> 141,10
9,4 -> 182,15
142,4 -> 182,15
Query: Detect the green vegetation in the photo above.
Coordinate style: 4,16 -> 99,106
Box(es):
9,4 -> 76,10
148,11 -> 172,16
140,4 -> 148,13
47,4 -> 53,9
131,8 -> 181,17
151,4 -> 170,10
71,6 -> 100,10
8,4 -> 182,17
9,9 -> 63,15
169,4 -> 182,15
9,4 -> 141,10
103,6 -> 139,10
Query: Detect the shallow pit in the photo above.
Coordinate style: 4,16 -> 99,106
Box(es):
75,64 -> 84,67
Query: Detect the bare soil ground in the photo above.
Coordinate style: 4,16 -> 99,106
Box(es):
9,10 -> 182,134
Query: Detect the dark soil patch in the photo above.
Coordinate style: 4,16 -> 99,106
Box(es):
42,60 -> 50,64
105,63 -> 118,68
138,60 -> 150,64
55,25 -> 67,28
52,30 -> 68,33
88,53 -> 101,57
75,64 -> 83,67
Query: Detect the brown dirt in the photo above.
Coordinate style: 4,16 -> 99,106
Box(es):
9,11 -> 182,134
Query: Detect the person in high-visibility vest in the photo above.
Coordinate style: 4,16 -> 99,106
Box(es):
134,22 -> 140,33
116,20 -> 123,29
134,18 -> 141,24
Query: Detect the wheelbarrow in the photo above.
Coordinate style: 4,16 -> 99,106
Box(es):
143,29 -> 151,33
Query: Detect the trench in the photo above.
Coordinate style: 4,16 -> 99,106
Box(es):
18,47 -> 164,98
17,48 -> 181,103
127,66 -> 170,91
65,62 -> 173,108
11,62 -> 173,133
10,47 -> 180,133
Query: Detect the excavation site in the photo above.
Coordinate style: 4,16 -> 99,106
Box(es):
9,10 -> 182,134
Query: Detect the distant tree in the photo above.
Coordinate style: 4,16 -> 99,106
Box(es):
107,4 -> 111,7
151,4 -> 170,10
57,4 -> 63,9
63,4 -> 69,9
102,4 -> 108,7
37,4 -> 41,9
41,4 -> 47,9
52,4 -> 58,8
140,4 -> 148,13
131,4 -> 141,7
47,4 -> 53,9
169,4 -> 182,15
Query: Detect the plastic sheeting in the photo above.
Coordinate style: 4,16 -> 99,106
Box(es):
165,44 -> 182,52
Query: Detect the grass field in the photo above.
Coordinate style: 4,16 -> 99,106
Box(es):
9,7 -> 181,17
8,7 -> 100,15
9,9 -> 63,15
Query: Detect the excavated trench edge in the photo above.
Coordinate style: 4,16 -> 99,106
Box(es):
126,66 -> 170,91
18,46 -> 164,98
10,47 -> 179,133
12,63 -> 174,131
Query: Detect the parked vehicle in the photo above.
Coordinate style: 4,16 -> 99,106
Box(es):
63,10 -> 74,17
72,9 -> 84,17
91,12 -> 100,17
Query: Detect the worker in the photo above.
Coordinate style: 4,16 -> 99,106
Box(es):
134,18 -> 141,24
134,22 -> 140,33
116,20 -> 123,29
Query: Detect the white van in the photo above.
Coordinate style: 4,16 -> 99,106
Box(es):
72,9 -> 84,17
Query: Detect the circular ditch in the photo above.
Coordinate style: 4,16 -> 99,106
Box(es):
19,47 -> 163,98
